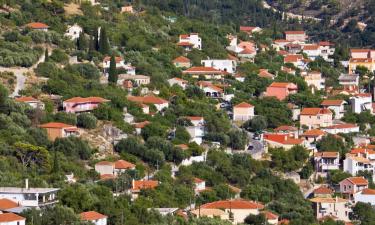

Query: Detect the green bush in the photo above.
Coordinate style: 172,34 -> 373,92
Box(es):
77,113 -> 97,129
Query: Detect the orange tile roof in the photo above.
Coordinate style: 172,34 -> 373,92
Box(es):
301,129 -> 326,137
100,174 -> 115,180
234,102 -> 254,108
96,161 -> 113,166
0,199 -> 18,210
15,96 -> 38,102
176,144 -> 189,150
186,116 -> 204,121
321,99 -> 345,106
80,211 -> 107,221
240,26 -> 258,32
350,49 -> 371,53
39,122 -> 76,129
284,54 -> 303,63
173,56 -> 191,63
361,188 -> 375,195
278,219 -> 290,225
103,56 -> 123,63
274,39 -> 290,43
301,108 -> 332,115
264,133 -> 303,145
303,45 -> 319,50
201,199 -> 264,210
132,180 -> 158,191
114,160 -> 135,169
263,211 -> 278,220
258,69 -> 274,78
133,121 -> 150,129
64,97 -> 109,104
269,82 -> 293,88
179,34 -> 189,39
314,151 -> 339,158
313,186 -> 333,195
346,177 -> 368,185
177,42 -> 194,46
285,31 -> 305,35
274,125 -> 298,132
183,66 -> 223,74
127,95 -> 168,105
170,77 -> 188,82
0,213 -> 25,222
194,177 -> 204,183
324,123 -> 358,129
239,48 -> 256,54
26,22 -> 49,29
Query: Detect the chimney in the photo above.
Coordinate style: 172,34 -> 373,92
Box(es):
25,179 -> 29,190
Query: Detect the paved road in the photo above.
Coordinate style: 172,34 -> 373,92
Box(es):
231,122 -> 265,157
0,47 -> 47,97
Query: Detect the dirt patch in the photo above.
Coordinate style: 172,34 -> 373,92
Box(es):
64,3 -> 83,16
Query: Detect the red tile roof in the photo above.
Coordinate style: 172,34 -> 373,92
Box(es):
314,151 -> 339,158
269,82 -> 296,88
240,26 -> 258,32
26,22 -> 49,29
177,42 -> 194,46
234,102 -> 254,108
173,56 -> 191,63
15,96 -> 38,102
258,69 -> 274,79
318,41 -> 334,46
194,177 -> 204,183
201,199 -> 264,210
0,199 -> 18,210
361,188 -> 375,195
303,45 -> 319,50
133,121 -> 150,129
284,54 -> 303,63
274,125 -> 298,132
183,66 -> 223,74
285,31 -> 305,35
263,211 -> 279,220
301,108 -> 332,115
264,133 -> 304,145
132,180 -> 158,191
321,99 -> 345,106
64,97 -> 109,104
324,123 -> 358,129
313,186 -> 334,195
176,144 -> 189,150
0,213 -> 25,222
346,177 -> 368,185
103,56 -> 123,63
127,95 -> 168,105
301,129 -> 326,137
39,122 -> 76,129
96,161 -> 113,166
186,116 -> 204,121
114,160 -> 135,169
80,211 -> 107,221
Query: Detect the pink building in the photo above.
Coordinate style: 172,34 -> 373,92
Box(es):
265,82 -> 298,100
339,177 -> 368,197
63,97 -> 109,113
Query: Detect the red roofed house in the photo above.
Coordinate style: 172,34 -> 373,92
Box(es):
258,69 -> 275,79
284,54 -> 307,69
178,33 -> 201,50
130,180 -> 158,200
102,56 -> 125,69
233,102 -> 254,121
172,56 -> 191,68
133,121 -> 150,134
300,108 -> 333,129
265,82 -> 298,100
26,22 -> 49,31
262,211 -> 279,225
127,95 -> 169,112
193,177 -> 206,194
302,44 -> 320,60
318,41 -> 335,61
274,125 -> 299,138
95,160 -> 136,178
321,99 -> 346,119
39,122 -> 79,141
197,81 -> 224,98
0,198 -> 19,211
200,199 -> 264,224
302,71 -> 325,92
63,97 -> 109,113
185,116 -> 205,145
313,186 -> 334,198
80,211 -> 107,225
354,188 -> 375,206
240,26 -> 262,34
0,213 -> 25,225
183,66 -> 225,79
285,31 -> 307,42
15,96 -> 45,109
340,177 -> 368,197
314,152 -> 340,174
321,123 -> 359,134
168,77 -> 188,89
263,133 -> 305,150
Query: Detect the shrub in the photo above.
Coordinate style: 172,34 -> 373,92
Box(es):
77,113 -> 97,129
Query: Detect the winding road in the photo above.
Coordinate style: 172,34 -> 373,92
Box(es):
0,48 -> 47,97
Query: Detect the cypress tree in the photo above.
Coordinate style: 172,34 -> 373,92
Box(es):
94,28 -> 99,51
98,27 -> 110,54
52,151 -> 60,173
44,48 -> 49,62
108,55 -> 118,84
77,32 -> 88,50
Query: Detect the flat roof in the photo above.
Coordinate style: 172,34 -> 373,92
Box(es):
0,187 -> 60,194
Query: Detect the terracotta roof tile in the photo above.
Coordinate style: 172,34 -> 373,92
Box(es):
39,122 -> 76,129
285,31 -> 305,35
15,96 -> 38,102
234,102 -> 254,108
0,213 -> 25,222
26,22 -> 49,29
194,177 -> 204,183
263,211 -> 278,220
274,125 -> 298,132
313,186 -> 334,195
301,129 -> 326,137
346,177 -> 368,185
183,66 -> 223,74
127,95 -> 168,105
114,160 -> 135,169
133,121 -> 150,129
301,108 -> 332,115
361,188 -> 375,195
80,211 -> 107,221
324,123 -> 358,129
132,180 -> 158,191
96,161 -> 113,166
64,97 -> 109,104
314,151 -> 339,158
173,56 -> 191,63
321,99 -> 345,106
0,199 -> 18,210
201,199 -> 264,210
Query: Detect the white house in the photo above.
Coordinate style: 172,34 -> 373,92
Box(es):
318,41 -> 335,61
350,93 -> 373,114
354,188 -> 375,206
232,102 -> 254,121
168,77 -> 188,89
201,59 -> 236,74
0,213 -> 26,225
320,99 -> 346,119
65,24 -> 83,40
193,177 -> 206,194
95,160 -> 136,178
186,116 -> 205,145
310,197 -> 351,222
343,154 -> 374,179
321,123 -> 359,134
302,71 -> 325,91
178,33 -> 201,50
0,181 -> 59,208
15,96 -> 45,110
302,44 -> 320,60
314,152 -> 340,175
80,211 -> 107,225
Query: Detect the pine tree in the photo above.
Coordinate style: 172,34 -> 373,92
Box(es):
77,32 -> 88,50
98,27 -> 110,54
44,48 -> 49,62
108,55 -> 118,84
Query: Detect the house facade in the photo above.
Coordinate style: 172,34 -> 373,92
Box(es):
39,122 -> 79,141
321,123 -> 359,134
285,31 -> 307,42
201,59 -> 236,74
127,95 -> 169,112
265,82 -> 298,100
302,71 -> 325,91
65,24 -> 83,40
310,197 -> 351,222
168,77 -> 188,89
339,177 -> 369,196
172,56 -> 191,68
300,108 -> 333,129
0,213 -> 26,225
178,33 -> 201,50
354,188 -> 375,206
15,96 -> 45,109
232,102 -> 254,121
314,152 -> 340,174
350,93 -> 373,114
63,97 -> 109,113
321,99 -> 346,119
80,211 -> 107,225
182,66 -> 224,79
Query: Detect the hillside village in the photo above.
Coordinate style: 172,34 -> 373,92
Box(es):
1,0 -> 375,225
